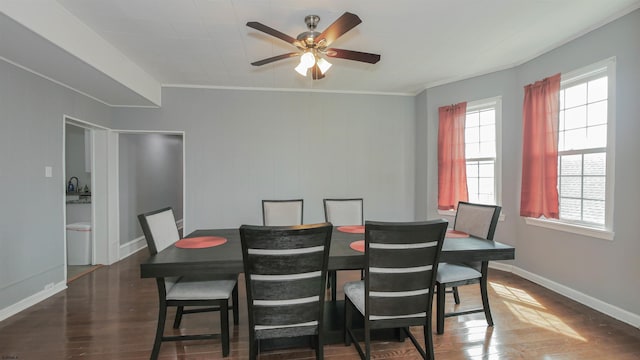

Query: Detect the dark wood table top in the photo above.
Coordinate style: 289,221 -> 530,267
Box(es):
140,227 -> 515,278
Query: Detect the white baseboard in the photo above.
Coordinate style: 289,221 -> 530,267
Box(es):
119,235 -> 147,260
512,266 -> 640,329
489,261 -> 513,273
0,281 -> 67,322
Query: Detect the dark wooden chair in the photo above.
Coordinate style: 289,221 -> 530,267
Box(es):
239,223 -> 333,360
261,199 -> 304,226
138,207 -> 239,359
323,198 -> 364,302
436,201 -> 502,334
344,220 -> 448,359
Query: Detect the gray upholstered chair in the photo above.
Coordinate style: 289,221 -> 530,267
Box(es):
436,201 -> 501,334
344,220 -> 448,360
262,199 -> 304,226
240,223 -> 333,360
323,198 -> 364,301
138,207 -> 239,359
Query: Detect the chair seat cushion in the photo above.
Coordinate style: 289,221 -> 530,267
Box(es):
343,280 -> 365,315
436,263 -> 482,284
167,278 -> 236,300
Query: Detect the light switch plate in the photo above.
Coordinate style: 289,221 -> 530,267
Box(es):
45,166 -> 52,177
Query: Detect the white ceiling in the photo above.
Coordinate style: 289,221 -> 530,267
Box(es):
1,0 -> 639,106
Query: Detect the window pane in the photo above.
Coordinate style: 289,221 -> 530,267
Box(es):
583,200 -> 605,224
587,101 -> 607,126
560,176 -> 581,198
466,162 -> 479,177
465,126 -> 479,143
478,193 -> 494,204
479,141 -> 495,157
478,178 -> 494,197
564,106 -> 587,130
560,154 -> 582,175
466,112 -> 479,127
479,109 -> 495,125
587,77 -> 607,103
467,179 -> 478,198
559,89 -> 565,109
563,128 -> 587,150
479,161 -> 494,177
466,143 -> 479,158
583,176 -> 605,200
479,124 -> 495,142
564,83 -> 587,108
584,153 -> 605,175
587,124 -> 607,148
560,198 -> 582,221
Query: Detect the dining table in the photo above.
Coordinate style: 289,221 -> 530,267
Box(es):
140,226 -> 515,344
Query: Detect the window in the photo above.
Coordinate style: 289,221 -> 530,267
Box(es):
465,98 -> 501,205
527,58 -> 615,239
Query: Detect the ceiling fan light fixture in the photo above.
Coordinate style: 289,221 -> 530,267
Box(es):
317,57 -> 332,74
294,62 -> 308,76
300,51 -> 316,68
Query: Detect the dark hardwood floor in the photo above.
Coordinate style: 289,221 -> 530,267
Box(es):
1,250 -> 639,359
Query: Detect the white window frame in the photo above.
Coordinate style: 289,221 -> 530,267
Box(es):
525,57 -> 616,241
438,97 -> 503,219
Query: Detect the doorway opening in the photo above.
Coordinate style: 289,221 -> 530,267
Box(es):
63,116 -> 109,283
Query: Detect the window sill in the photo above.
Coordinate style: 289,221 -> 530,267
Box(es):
524,217 -> 614,241
437,209 -> 506,221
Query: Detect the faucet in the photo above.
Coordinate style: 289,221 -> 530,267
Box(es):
67,176 -> 79,193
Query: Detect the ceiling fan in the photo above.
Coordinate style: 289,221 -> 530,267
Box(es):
247,12 -> 381,80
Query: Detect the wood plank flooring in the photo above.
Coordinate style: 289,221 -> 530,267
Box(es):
1,249 -> 639,359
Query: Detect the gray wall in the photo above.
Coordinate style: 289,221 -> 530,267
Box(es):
0,59 -> 111,311
113,89 -> 416,232
119,133 -> 183,245
416,9 -> 640,316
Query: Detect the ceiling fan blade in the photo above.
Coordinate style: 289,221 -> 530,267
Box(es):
251,52 -> 300,66
325,48 -> 380,64
315,12 -> 362,46
311,64 -> 325,80
246,21 -> 298,45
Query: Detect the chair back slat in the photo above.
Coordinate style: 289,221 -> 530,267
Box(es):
365,220 -> 447,321
262,199 -> 303,226
369,246 -> 440,269
323,198 -> 363,226
240,223 -> 332,337
453,202 -> 501,240
368,294 -> 430,318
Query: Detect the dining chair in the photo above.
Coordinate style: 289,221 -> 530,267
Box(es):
323,198 -> 364,301
239,223 -> 333,360
436,201 -> 501,334
262,199 -> 304,226
344,220 -> 448,360
138,207 -> 239,359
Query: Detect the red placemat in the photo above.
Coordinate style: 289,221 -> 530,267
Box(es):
447,229 -> 469,238
349,240 -> 365,252
338,225 -> 365,234
175,236 -> 227,249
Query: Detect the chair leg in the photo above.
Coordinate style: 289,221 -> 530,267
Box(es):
151,302 -> 167,360
344,297 -> 353,346
480,262 -> 494,327
172,306 -> 184,328
232,283 -> 239,325
364,323 -> 371,360
220,301 -> 230,357
452,286 -> 461,305
436,282 -> 445,335
331,271 -> 337,302
424,320 -> 434,360
249,339 -> 258,360
315,334 -> 324,360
